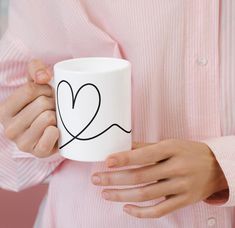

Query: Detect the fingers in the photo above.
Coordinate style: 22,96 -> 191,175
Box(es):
27,59 -> 52,84
101,179 -> 181,202
0,59 -> 57,159
33,126 -> 59,157
123,194 -> 186,218
2,83 -> 53,119
106,141 -> 173,168
15,110 -> 57,153
92,160 -> 174,186
4,96 -> 55,140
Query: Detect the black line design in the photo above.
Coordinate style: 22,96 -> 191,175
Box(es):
57,80 -> 132,149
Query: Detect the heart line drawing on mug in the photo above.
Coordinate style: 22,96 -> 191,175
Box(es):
57,80 -> 132,149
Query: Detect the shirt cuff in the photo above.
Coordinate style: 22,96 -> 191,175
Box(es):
0,123 -> 65,191
202,135 -> 235,207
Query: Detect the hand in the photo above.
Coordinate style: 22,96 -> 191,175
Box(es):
0,59 -> 59,157
91,139 -> 228,218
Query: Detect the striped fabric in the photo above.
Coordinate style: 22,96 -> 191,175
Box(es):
0,0 -> 8,36
0,0 -> 235,227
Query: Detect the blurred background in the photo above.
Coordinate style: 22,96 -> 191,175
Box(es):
0,0 -> 8,35
0,1 -> 48,227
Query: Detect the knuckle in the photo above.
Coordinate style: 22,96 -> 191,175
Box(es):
16,140 -> 29,152
41,110 -> 56,125
36,96 -> 50,108
167,138 -> 178,145
34,143 -> 49,157
159,139 -> 170,146
46,126 -> 60,140
24,83 -> 52,99
43,85 -> 53,97
158,139 -> 176,156
4,124 -> 15,140
160,139 -> 177,149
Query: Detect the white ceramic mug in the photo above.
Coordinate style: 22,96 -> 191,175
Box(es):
53,57 -> 132,162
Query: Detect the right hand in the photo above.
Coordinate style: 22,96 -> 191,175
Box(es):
0,60 -> 59,158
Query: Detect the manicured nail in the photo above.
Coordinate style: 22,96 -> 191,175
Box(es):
102,191 -> 110,200
35,70 -> 49,82
106,158 -> 118,167
92,175 -> 101,184
123,206 -> 131,213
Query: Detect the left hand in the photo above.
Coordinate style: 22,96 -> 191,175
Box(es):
91,139 -> 228,218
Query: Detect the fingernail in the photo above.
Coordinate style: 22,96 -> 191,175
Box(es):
35,70 -> 49,82
106,158 -> 118,167
102,191 -> 110,200
123,206 -> 131,213
92,175 -> 101,185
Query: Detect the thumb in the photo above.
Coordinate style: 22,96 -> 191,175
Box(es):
27,59 -> 52,84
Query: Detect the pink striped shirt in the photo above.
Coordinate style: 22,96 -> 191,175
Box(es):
1,0 -> 235,227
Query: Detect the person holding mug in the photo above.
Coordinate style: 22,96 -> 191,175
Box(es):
0,1 -> 234,227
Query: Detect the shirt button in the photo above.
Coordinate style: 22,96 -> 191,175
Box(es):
196,57 -> 208,66
207,217 -> 216,226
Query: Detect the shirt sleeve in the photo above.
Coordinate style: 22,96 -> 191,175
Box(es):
0,2 -> 65,192
202,135 -> 235,207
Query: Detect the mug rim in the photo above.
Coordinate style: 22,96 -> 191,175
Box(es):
54,57 -> 130,74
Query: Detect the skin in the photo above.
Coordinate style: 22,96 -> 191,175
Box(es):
0,60 -> 228,218
0,60 -> 58,157
92,140 -> 228,218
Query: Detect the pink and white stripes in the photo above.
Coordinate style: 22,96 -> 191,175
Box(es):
0,0 -> 235,227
